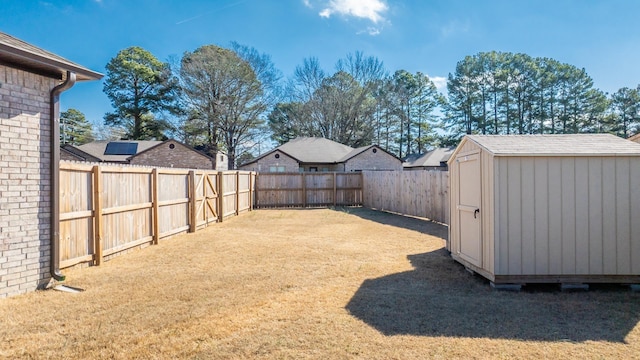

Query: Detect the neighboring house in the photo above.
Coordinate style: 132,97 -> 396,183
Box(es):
60,144 -> 101,162
63,139 -> 228,170
0,31 -> 102,298
403,147 -> 456,171
628,133 -> 640,144
238,137 -> 402,172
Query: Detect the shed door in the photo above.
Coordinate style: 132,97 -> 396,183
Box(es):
456,152 -> 482,267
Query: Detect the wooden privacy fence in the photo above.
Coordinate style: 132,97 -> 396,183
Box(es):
362,170 -> 449,224
254,172 -> 363,208
59,161 -> 256,269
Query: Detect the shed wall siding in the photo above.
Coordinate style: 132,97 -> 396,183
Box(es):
482,150 -> 495,275
0,65 -> 59,298
129,140 -> 213,169
450,139 -> 496,273
493,155 -> 640,276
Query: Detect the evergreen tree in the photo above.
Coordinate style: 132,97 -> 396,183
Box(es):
60,108 -> 93,145
103,46 -> 179,140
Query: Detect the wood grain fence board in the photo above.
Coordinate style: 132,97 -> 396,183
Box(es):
59,162 -> 256,268
254,173 -> 363,208
362,170 -> 449,224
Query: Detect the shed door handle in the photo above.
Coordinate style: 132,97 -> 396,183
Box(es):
474,209 -> 480,219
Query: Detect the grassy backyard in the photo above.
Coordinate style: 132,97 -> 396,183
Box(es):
1,208 -> 639,359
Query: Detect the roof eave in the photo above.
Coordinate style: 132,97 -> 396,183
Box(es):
0,43 -> 103,81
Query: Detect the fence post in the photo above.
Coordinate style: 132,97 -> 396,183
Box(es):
252,172 -> 258,209
360,171 -> 364,206
249,172 -> 254,211
236,171 -> 240,215
217,171 -> 224,223
92,165 -> 103,265
203,172 -> 209,225
189,170 -> 197,232
333,172 -> 337,207
152,168 -> 159,245
301,172 -> 306,208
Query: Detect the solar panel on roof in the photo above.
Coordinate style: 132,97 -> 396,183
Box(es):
104,142 -> 138,155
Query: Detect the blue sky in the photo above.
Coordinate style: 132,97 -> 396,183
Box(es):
2,0 -> 639,128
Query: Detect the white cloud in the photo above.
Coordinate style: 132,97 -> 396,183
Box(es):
356,26 -> 381,36
318,0 -> 388,23
303,0 -> 312,8
430,76 -> 447,92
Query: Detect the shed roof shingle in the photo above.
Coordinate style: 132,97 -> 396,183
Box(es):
466,134 -> 640,156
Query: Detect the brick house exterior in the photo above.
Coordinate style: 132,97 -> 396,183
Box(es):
243,150 -> 302,172
239,137 -> 402,172
0,32 -> 102,298
629,133 -> 640,144
129,140 -> 218,169
65,139 -> 228,170
342,146 -> 402,171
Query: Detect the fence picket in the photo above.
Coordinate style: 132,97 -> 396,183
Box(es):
362,170 -> 449,224
59,162 -> 256,268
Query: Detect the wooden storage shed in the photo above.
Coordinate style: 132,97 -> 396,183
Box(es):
448,134 -> 640,286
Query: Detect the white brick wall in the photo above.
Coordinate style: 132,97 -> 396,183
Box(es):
0,65 -> 58,298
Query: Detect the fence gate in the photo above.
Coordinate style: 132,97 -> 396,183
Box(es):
191,171 -> 220,231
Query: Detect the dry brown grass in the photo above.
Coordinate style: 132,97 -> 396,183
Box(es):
1,208 -> 639,359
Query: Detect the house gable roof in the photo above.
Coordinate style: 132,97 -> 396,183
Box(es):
241,137 -> 353,166
239,147 -> 302,167
76,140 -> 163,162
339,144 -> 402,163
0,31 -> 103,81
241,137 -> 400,167
60,144 -> 102,162
404,147 -> 455,168
452,134 -> 640,161
278,137 -> 354,163
130,139 -> 214,161
628,133 -> 640,143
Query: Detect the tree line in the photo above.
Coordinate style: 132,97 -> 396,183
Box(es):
61,46 -> 640,168
445,51 -> 639,139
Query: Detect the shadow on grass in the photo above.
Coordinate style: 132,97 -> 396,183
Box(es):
334,207 -> 449,240
346,249 -> 640,342
341,207 -> 640,342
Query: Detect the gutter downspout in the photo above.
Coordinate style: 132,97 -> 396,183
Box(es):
50,71 -> 76,281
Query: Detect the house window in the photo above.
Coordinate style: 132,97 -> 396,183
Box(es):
322,168 -> 329,172
220,155 -> 224,161
299,167 -> 305,172
275,154 -> 280,159
169,143 -> 175,149
269,166 -> 286,172
372,148 -> 377,153
309,167 -> 318,172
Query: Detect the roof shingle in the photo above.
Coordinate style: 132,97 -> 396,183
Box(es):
467,134 -> 640,156
0,31 -> 103,81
